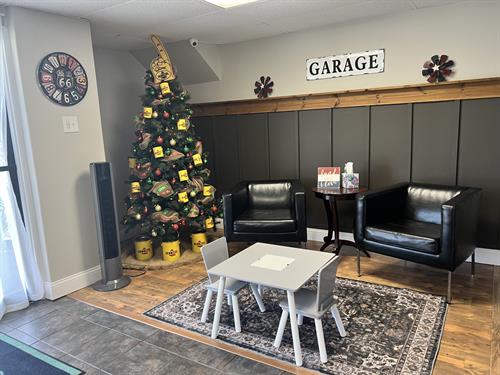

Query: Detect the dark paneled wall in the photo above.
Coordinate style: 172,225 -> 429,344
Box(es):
332,107 -> 370,230
211,115 -> 239,193
268,112 -> 299,180
457,99 -> 500,248
195,98 -> 500,249
370,104 -> 412,188
412,101 -> 460,185
299,110 -> 332,228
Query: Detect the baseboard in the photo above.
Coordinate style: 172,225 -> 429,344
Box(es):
307,227 -> 355,243
471,247 -> 500,266
44,265 -> 101,300
306,227 -> 500,266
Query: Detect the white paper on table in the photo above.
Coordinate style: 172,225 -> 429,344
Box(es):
251,254 -> 295,271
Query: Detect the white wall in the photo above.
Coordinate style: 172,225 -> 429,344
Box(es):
6,7 -> 106,295
93,47 -> 145,241
186,1 -> 500,103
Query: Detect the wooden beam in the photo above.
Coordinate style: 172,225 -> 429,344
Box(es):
192,77 -> 500,116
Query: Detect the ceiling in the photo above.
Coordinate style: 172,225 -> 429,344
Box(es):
1,0 -> 469,49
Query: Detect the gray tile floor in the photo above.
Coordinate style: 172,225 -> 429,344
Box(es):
0,297 -> 287,375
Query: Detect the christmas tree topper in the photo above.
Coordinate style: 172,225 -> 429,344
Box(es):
150,35 -> 175,83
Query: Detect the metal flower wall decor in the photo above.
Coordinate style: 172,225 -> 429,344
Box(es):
422,54 -> 455,83
254,76 -> 274,99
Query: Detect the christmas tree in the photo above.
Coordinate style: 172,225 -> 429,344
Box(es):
123,36 -> 221,244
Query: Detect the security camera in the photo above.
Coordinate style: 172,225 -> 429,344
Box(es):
189,38 -> 199,48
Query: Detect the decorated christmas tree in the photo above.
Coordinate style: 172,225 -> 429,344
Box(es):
123,36 -> 221,253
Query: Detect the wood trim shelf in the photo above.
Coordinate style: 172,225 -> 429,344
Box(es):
192,77 -> 500,116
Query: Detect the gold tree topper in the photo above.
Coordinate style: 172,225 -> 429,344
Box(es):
150,35 -> 175,83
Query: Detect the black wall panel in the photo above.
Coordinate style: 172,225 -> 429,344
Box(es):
212,115 -> 239,195
196,98 -> 500,249
332,107 -> 370,231
412,101 -> 459,185
299,109 -> 332,229
193,116 -> 216,184
370,104 -> 412,189
237,114 -> 269,181
269,112 -> 299,180
458,99 -> 500,248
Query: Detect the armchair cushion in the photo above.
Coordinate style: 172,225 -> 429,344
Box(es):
248,182 -> 292,209
233,208 -> 296,233
405,185 -> 463,224
365,219 -> 441,254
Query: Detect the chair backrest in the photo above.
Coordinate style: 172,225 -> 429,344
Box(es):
248,181 -> 292,209
201,237 -> 229,284
315,256 -> 340,312
405,184 -> 464,224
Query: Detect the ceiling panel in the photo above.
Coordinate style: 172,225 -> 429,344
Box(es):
268,0 -> 414,35
1,0 -> 472,48
87,0 -> 220,25
2,0 -> 126,17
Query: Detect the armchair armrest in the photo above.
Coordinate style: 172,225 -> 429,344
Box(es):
291,180 -> 307,241
355,182 -> 409,242
441,188 -> 481,270
222,182 -> 249,237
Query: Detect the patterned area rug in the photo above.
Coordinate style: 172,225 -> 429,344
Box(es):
145,277 -> 447,375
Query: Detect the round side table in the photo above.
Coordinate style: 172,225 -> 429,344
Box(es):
312,187 -> 370,256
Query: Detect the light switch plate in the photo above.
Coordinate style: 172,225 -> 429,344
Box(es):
62,116 -> 79,133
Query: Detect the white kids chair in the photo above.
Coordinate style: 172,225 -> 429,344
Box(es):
200,237 -> 266,332
273,256 -> 346,363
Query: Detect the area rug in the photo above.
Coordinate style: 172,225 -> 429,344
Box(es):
145,277 -> 447,375
0,333 -> 83,375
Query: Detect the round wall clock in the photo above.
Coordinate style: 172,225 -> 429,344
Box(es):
37,52 -> 88,106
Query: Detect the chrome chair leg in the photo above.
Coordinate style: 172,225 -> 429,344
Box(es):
471,250 -> 476,277
357,249 -> 361,277
447,271 -> 452,303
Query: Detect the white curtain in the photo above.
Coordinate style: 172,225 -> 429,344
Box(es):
0,17 -> 44,319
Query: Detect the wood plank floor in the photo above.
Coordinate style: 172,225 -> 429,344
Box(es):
70,240 -> 499,375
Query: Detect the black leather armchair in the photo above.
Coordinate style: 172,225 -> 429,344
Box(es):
354,182 -> 481,302
223,180 -> 307,243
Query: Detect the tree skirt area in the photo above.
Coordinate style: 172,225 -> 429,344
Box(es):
121,233 -> 219,270
145,277 -> 447,375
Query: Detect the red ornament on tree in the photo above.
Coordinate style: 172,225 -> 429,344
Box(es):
156,136 -> 164,145
172,223 -> 179,231
154,168 -> 162,176
163,111 -> 170,119
171,178 -> 176,184
211,205 -> 218,213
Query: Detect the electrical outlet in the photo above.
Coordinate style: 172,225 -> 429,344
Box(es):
62,116 -> 79,133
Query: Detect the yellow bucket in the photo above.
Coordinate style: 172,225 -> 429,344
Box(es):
162,240 -> 181,262
191,232 -> 207,253
134,236 -> 153,261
